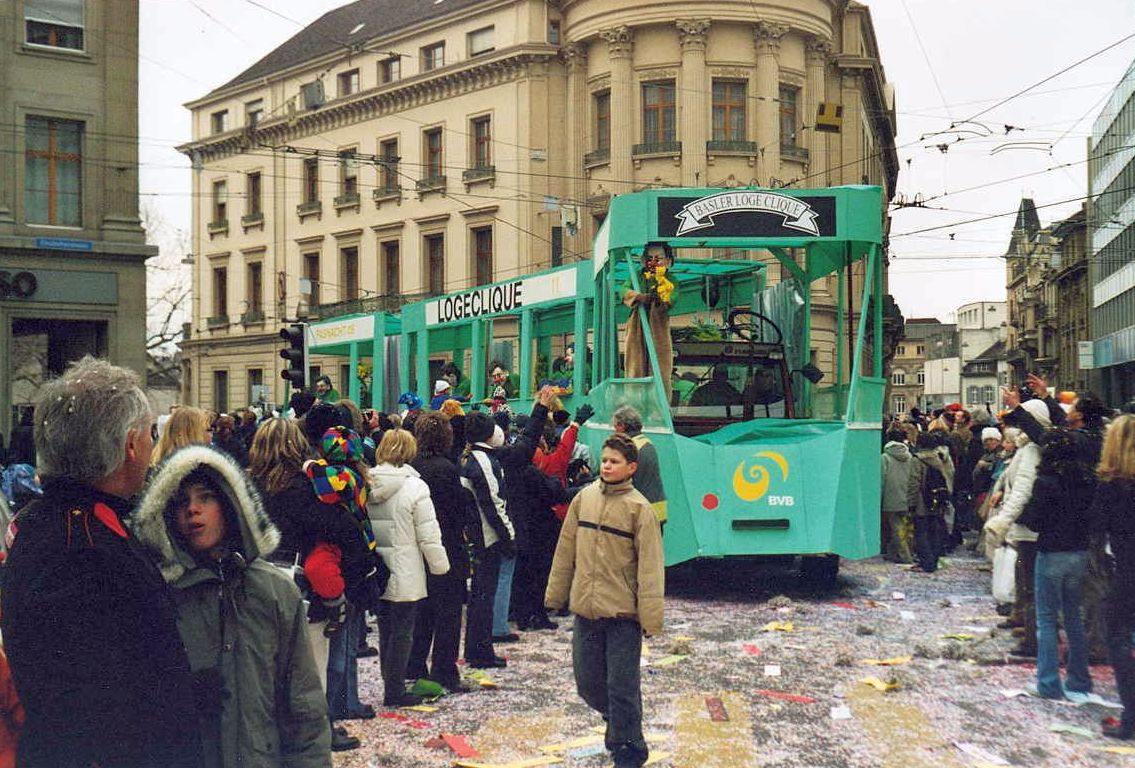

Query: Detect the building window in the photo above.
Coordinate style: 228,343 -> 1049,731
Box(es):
24,116 -> 82,226
425,234 -> 445,295
966,385 -> 979,405
25,0 -> 84,50
472,117 -> 492,168
422,42 -> 445,71
303,158 -> 319,203
303,253 -> 320,306
981,385 -> 996,404
424,128 -> 443,180
551,225 -> 564,267
339,150 -> 358,196
642,82 -> 676,145
380,56 -> 401,84
213,370 -> 229,414
779,85 -> 799,148
248,368 -> 263,404
594,91 -> 610,151
548,20 -> 561,44
246,172 -> 261,216
468,26 -> 494,57
341,246 -> 359,301
891,371 -> 906,386
245,99 -> 264,128
381,240 -> 400,295
916,344 -> 925,356
247,262 -> 263,315
896,344 -> 906,356
379,138 -> 399,191
211,179 -> 227,225
473,227 -> 493,285
212,267 -> 228,318
211,110 -> 229,135
892,394 -> 906,415
337,69 -> 359,97
916,370 -> 925,385
711,81 -> 746,142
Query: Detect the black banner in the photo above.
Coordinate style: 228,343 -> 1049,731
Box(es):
657,191 -> 837,239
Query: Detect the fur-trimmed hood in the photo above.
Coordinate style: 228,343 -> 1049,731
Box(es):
133,444 -> 280,584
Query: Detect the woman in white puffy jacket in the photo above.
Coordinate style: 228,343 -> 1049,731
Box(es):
367,429 -> 450,706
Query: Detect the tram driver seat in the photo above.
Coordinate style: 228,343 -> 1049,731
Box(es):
688,366 -> 743,409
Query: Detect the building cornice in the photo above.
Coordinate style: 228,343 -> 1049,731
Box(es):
179,45 -> 560,162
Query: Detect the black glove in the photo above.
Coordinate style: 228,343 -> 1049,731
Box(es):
322,594 -> 347,637
192,667 -> 228,718
573,404 -> 595,426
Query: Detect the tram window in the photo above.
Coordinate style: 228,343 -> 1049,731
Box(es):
672,359 -> 787,424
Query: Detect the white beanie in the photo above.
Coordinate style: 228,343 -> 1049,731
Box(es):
487,424 -> 505,448
1019,398 -> 1052,429
981,427 -> 1001,442
434,379 -> 451,395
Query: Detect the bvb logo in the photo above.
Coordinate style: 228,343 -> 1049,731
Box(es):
732,451 -> 790,502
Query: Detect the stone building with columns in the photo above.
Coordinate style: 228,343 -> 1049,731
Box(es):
178,0 -> 896,411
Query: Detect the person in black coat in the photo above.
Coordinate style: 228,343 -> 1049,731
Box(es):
408,412 -> 479,690
0,357 -> 201,768
1092,414 -> 1135,739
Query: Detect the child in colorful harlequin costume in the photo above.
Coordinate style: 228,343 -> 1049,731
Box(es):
620,242 -> 676,404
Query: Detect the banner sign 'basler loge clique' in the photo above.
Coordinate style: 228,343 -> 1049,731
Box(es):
657,191 -> 838,239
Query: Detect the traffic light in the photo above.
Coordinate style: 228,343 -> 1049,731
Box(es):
280,323 -> 308,389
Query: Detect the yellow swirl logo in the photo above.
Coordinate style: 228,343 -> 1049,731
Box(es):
732,451 -> 790,502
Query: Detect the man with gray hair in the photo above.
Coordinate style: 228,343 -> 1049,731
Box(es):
1,357 -> 201,768
612,406 -> 668,531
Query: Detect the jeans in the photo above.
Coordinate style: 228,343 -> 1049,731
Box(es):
407,574 -> 464,688
1035,550 -> 1092,698
1106,609 -> 1135,731
466,544 -> 502,662
573,616 -> 648,767
377,599 -> 418,702
493,554 -> 517,636
326,603 -> 363,720
913,515 -> 943,572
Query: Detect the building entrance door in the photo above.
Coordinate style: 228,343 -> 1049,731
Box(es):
8,318 -> 108,428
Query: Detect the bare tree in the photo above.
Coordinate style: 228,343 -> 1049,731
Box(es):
141,203 -> 191,381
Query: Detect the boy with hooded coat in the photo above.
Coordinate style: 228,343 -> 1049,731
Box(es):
134,445 -> 330,768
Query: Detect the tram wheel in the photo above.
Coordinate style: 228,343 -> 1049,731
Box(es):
799,554 -> 840,589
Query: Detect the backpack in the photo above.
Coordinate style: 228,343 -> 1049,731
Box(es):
917,457 -> 951,513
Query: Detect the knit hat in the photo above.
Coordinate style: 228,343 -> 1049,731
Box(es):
487,425 -> 505,448
434,379 -> 451,395
981,427 -> 1001,442
1020,398 -> 1052,429
465,411 -> 495,444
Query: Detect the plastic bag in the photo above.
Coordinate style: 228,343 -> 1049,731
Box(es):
992,544 -> 1017,604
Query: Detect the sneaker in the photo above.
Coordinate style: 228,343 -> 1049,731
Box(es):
530,616 -> 559,630
330,728 -> 360,751
492,633 -> 520,643
383,692 -> 424,707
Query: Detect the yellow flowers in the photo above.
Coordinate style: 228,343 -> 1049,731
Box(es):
645,265 -> 675,305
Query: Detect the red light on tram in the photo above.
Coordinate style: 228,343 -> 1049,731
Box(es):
701,493 -> 719,511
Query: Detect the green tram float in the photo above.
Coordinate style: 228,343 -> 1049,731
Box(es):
302,186 -> 887,582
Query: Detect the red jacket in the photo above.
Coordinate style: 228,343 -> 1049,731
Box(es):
533,425 -> 578,520
0,648 -> 23,768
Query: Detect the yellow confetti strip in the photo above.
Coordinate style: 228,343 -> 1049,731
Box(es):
642,640 -> 651,656
860,676 -> 901,692
402,704 -> 439,712
1096,746 -> 1135,755
939,634 -> 975,641
861,656 -> 912,666
847,686 -> 965,768
762,621 -> 795,633
674,692 -> 756,768
651,654 -> 688,667
644,751 -> 671,765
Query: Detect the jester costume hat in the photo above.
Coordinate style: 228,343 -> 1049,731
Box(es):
304,426 -> 376,550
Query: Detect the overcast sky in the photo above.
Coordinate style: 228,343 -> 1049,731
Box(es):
138,0 -> 1135,323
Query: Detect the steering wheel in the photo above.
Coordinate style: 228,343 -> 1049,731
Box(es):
726,309 -> 783,345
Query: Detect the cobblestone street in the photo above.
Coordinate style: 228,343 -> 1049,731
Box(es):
336,550 -> 1126,767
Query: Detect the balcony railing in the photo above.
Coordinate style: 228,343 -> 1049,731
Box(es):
372,185 -> 401,201
206,219 -> 229,236
240,310 -> 265,325
707,140 -> 758,154
781,145 -> 810,163
296,200 -> 322,218
416,175 -> 447,193
334,192 -> 361,209
240,212 -> 264,228
632,141 -> 682,157
206,315 -> 230,330
583,148 -> 610,167
462,166 -> 496,184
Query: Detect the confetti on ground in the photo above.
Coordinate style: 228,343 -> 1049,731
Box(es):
891,591 -> 906,601
404,705 -> 440,712
651,654 -> 687,667
754,689 -> 817,704
763,664 -> 781,677
860,676 -> 901,692
831,601 -> 858,610
742,643 -> 761,656
642,641 -> 651,656
440,734 -> 481,758
848,686 -> 966,767
830,704 -> 853,720
675,692 -> 754,767
643,751 -> 671,766
453,758 -> 563,768
940,633 -> 975,641
1096,746 -> 1135,755
1048,723 -> 1095,738
706,696 -> 729,721
860,656 -> 912,666
538,735 -> 602,754
762,621 -> 794,633
900,610 -> 917,621
566,744 -> 606,759
954,742 -> 1009,765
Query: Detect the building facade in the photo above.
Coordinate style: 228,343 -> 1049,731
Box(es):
1089,55 -> 1135,405
1049,206 -> 1091,393
886,317 -> 940,417
955,300 -> 1005,412
0,0 -> 155,439
177,0 -> 898,411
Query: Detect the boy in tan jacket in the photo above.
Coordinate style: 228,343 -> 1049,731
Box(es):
545,433 -> 665,768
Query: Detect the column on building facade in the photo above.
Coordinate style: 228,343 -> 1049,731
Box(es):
676,19 -> 710,187
753,21 -> 788,186
564,43 -> 589,210
805,36 -> 831,187
600,26 -> 634,193
839,70 -> 861,186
